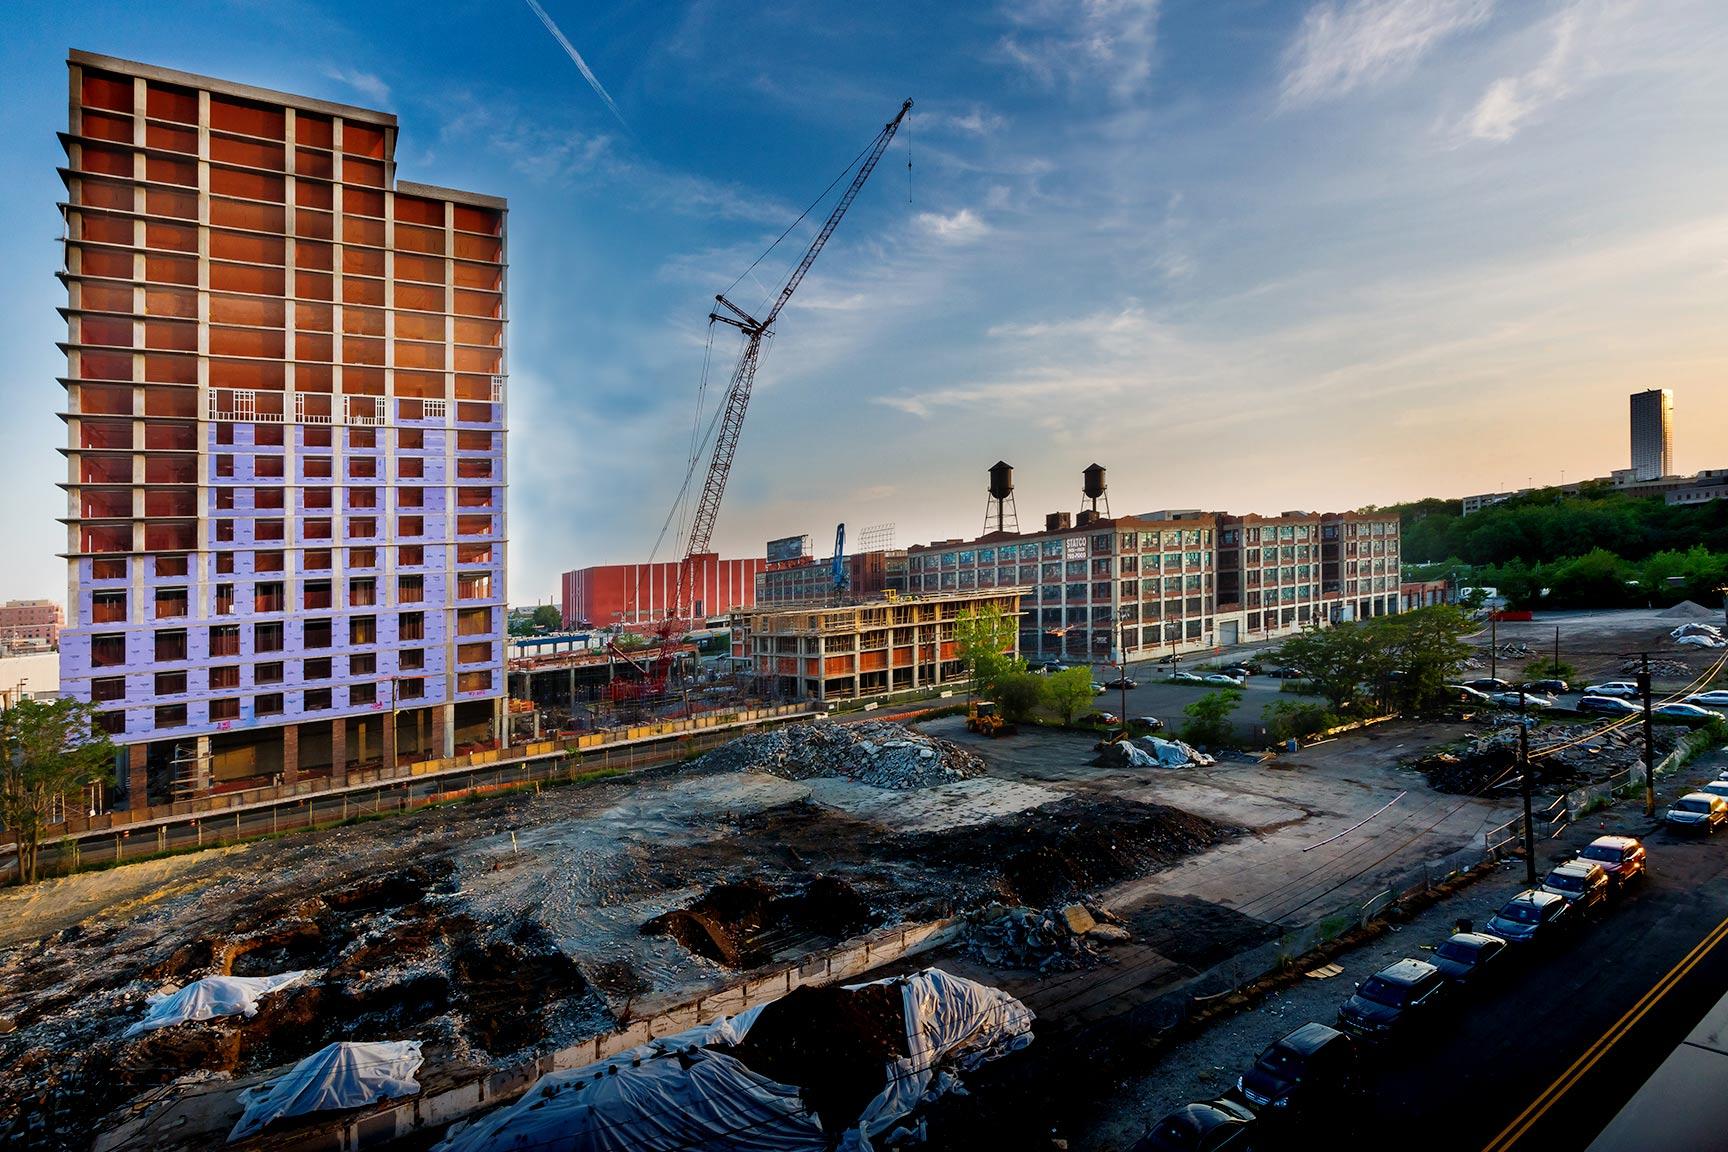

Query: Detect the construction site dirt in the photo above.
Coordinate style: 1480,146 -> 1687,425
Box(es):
15,658 -> 1677,1152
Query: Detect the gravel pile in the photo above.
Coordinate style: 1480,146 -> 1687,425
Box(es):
698,721 -> 986,790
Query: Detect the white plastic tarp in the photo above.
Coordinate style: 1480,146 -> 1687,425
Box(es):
1671,623 -> 1723,639
1676,634 -> 1726,649
432,970 -> 1032,1152
433,1046 -> 823,1152
125,972 -> 307,1037
1132,735 -> 1216,768
228,1040 -> 423,1142
848,968 -> 1035,1144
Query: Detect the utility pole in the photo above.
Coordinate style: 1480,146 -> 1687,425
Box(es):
1117,619 -> 1128,739
1490,610 -> 1498,682
1553,625 -> 1560,681
1519,686 -> 1535,886
1639,653 -> 1656,818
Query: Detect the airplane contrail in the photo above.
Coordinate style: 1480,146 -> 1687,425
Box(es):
523,0 -> 629,130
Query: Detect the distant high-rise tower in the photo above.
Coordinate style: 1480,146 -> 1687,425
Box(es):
1629,388 -> 1674,480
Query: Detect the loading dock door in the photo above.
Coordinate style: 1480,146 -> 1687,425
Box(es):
1219,621 -> 1239,646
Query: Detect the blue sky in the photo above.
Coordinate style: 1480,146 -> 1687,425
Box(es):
2,0 -> 1725,605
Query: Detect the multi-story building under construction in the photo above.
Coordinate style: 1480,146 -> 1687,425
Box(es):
55,51 -> 508,803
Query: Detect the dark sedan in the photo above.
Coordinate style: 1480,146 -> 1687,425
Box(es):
1485,889 -> 1574,946
1131,1099 -> 1259,1152
1428,932 -> 1508,987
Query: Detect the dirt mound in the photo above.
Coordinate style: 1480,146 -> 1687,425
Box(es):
700,720 -> 986,789
903,799 -> 1234,908
725,981 -> 908,1139
643,877 -> 881,969
1125,896 -> 1281,969
1657,600 -> 1720,620
451,926 -> 589,1056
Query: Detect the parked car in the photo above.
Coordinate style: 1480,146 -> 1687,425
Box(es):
1428,932 -> 1509,988
1488,691 -> 1556,709
1578,695 -> 1642,715
1526,678 -> 1570,694
1265,667 -> 1305,679
1702,780 -> 1728,802
1540,860 -> 1611,915
1131,1099 -> 1259,1152
1585,681 -> 1641,698
1237,1022 -> 1361,1119
1684,690 -> 1728,707
1220,666 -> 1253,680
1463,677 -> 1513,692
1080,711 -> 1120,727
1336,959 -> 1449,1041
1171,672 -> 1207,685
1202,673 -> 1245,686
1654,702 -> 1724,724
1447,684 -> 1496,704
1485,890 -> 1574,946
1104,677 -> 1139,690
1092,682 -> 1110,695
1576,835 -> 1647,887
1665,792 -> 1728,833
1130,716 -> 1166,732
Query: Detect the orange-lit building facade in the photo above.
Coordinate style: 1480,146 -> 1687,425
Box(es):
57,52 -> 508,803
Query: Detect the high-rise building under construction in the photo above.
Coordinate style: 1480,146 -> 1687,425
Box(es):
56,51 -> 508,803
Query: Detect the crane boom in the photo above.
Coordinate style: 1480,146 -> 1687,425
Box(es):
676,100 -> 912,619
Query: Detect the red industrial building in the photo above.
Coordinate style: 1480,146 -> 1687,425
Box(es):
560,553 -> 766,629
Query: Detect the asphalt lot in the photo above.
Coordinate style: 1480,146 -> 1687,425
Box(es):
1056,664 -> 1324,741
1082,749 -> 1728,1151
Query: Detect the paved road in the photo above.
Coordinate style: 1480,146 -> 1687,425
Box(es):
1374,807 -> 1728,1152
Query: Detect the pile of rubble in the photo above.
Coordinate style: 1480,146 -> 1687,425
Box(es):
1413,722 -> 1682,796
1096,735 -> 1216,770
963,902 -> 1132,973
698,720 -> 986,789
1619,656 -> 1693,676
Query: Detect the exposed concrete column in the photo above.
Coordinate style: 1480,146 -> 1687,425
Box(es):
330,718 -> 347,786
437,703 -> 455,758
416,707 -> 428,761
127,744 -> 148,809
193,735 -> 212,795
493,696 -> 506,746
382,710 -> 397,772
282,723 -> 300,785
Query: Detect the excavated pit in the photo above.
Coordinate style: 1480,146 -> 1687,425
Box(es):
643,876 -> 880,969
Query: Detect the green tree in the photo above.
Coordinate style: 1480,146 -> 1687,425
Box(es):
1182,688 -> 1241,749
1274,624 -> 1377,713
531,605 -> 562,631
954,604 -> 1021,696
994,671 -> 1047,725
1046,666 -> 1096,725
1368,605 -> 1475,715
1,698 -> 115,886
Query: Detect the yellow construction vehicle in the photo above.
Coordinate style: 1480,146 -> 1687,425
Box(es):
967,700 -> 1013,736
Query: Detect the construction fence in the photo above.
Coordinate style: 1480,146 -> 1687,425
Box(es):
3,704 -> 818,885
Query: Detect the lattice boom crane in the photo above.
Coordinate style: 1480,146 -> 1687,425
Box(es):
673,99 -> 912,624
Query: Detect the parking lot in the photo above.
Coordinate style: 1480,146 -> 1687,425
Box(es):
1082,749 -> 1728,1151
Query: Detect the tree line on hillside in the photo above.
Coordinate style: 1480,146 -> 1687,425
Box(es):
1395,486 -> 1728,567
1393,487 -> 1728,610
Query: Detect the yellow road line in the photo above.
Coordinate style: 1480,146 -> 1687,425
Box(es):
1481,910 -> 1728,1152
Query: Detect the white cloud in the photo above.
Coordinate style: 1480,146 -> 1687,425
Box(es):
1457,6 -> 1580,142
1281,0 -> 1494,107
1000,0 -> 1162,101
325,66 -> 391,106
918,207 -> 990,243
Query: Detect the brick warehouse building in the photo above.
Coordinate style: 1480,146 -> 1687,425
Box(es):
905,473 -> 1400,665
56,52 -> 508,803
